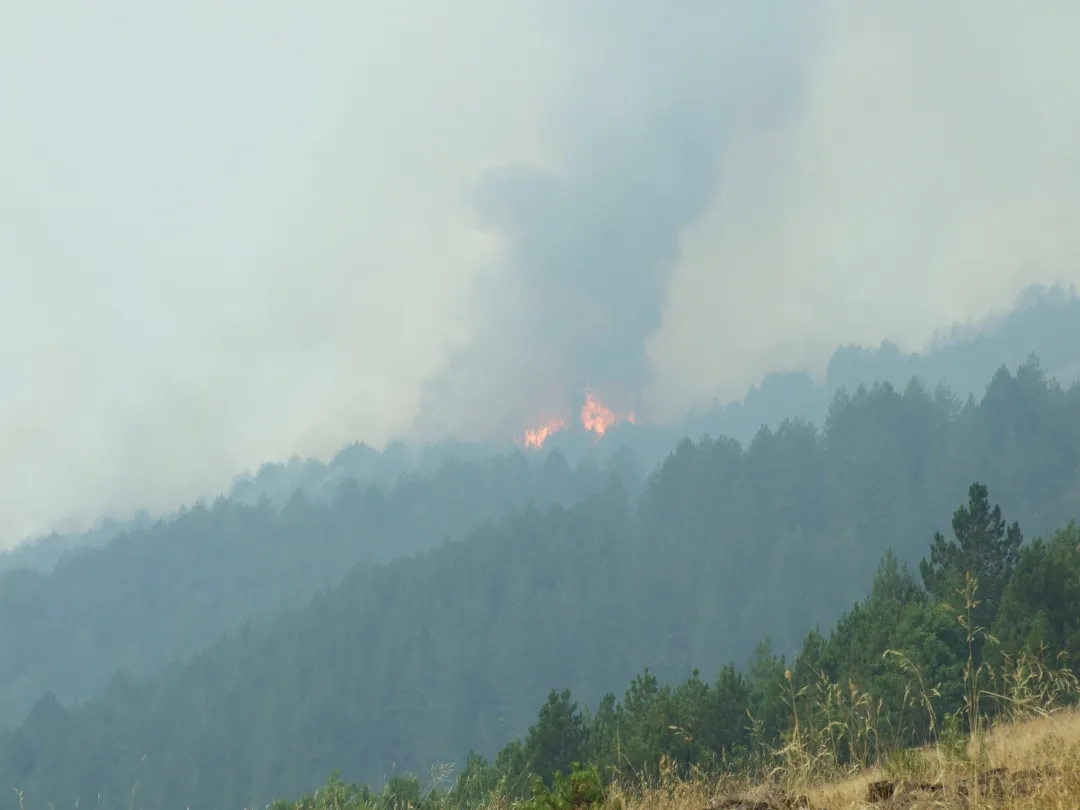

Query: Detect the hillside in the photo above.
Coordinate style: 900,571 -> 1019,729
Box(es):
178,282 -> 1080,514
272,485 -> 1080,810
0,450 -> 630,731
5,282 -> 1077,579
2,358 -> 1079,809
684,283 -> 1080,450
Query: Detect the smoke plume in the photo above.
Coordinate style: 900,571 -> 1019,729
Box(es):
411,3 -> 824,440
2,2 -> 1080,545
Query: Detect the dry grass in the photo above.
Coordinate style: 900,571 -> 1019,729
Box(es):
811,709 -> 1080,809
584,710 -> 1080,810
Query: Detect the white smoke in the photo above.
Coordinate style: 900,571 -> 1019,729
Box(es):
2,1 -> 1079,545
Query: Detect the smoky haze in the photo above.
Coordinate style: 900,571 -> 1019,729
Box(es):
2,1 -> 1079,546
411,3 -> 823,440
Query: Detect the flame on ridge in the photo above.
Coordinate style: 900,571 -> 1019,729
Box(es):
521,389 -> 636,450
580,390 -> 616,435
524,417 -> 567,450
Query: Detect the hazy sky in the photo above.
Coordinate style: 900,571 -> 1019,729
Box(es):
2,1 -> 1080,546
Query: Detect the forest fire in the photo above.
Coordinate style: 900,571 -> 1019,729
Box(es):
524,417 -> 567,450
580,390 -> 617,435
521,390 -> 636,449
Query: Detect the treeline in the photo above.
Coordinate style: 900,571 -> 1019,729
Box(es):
0,450 -> 627,729
686,282 -> 1080,447
211,282 -> 1080,503
5,281 -> 1076,575
283,484 -> 1080,810
2,358 -> 1080,810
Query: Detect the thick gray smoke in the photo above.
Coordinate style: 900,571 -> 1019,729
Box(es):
412,4 -> 824,440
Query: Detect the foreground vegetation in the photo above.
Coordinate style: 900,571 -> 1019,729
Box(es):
277,484 -> 1080,809
283,704 -> 1080,810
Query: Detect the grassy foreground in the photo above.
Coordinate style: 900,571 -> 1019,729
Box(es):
281,698 -> 1080,810
557,710 -> 1080,810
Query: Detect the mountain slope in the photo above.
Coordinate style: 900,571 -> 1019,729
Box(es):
0,450 -> 630,731
3,360 -> 1080,809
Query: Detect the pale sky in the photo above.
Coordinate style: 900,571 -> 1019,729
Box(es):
3,1 -> 1080,546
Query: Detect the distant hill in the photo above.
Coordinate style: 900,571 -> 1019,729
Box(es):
0,512 -> 156,576
682,281 -> 1080,450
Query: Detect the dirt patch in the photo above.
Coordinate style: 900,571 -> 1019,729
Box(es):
706,788 -> 815,810
863,763 -> 1060,807
706,763 -> 1061,810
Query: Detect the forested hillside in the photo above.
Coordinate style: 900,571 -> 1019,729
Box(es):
5,283 -> 1076,580
207,282 -> 1080,511
683,282 -> 1080,448
3,357 -> 1079,810
271,488 -> 1080,810
0,451 -> 629,730
0,512 -> 156,576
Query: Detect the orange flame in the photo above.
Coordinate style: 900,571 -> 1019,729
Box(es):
581,390 -> 617,435
522,390 -> 637,448
524,417 -> 566,450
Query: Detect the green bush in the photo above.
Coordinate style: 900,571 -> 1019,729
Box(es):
522,764 -> 611,810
